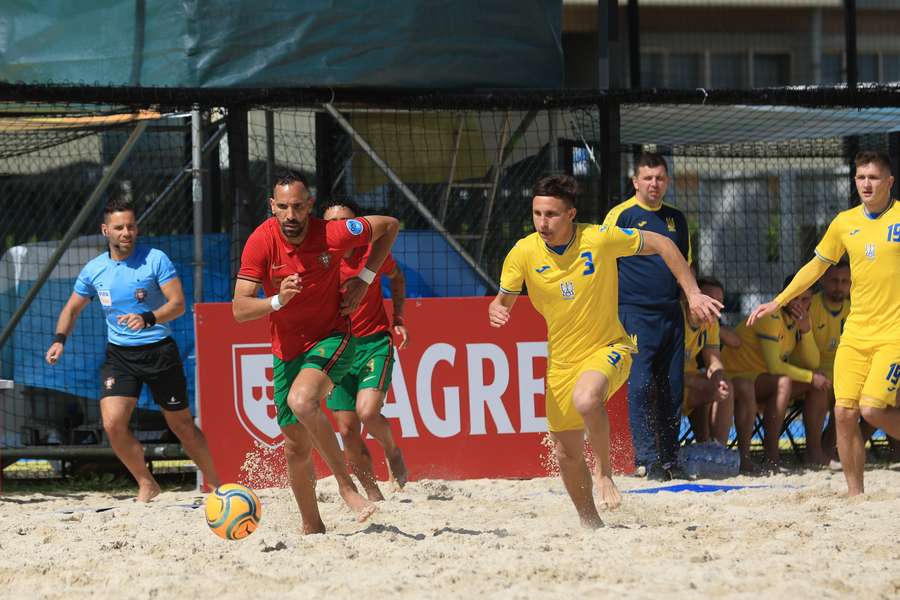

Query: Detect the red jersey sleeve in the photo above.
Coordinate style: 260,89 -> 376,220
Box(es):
379,252 -> 397,276
237,228 -> 268,282
326,217 -> 372,252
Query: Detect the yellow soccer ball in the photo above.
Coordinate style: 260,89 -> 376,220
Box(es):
205,483 -> 262,540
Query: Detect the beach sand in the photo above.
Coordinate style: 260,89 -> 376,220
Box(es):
2,467 -> 900,599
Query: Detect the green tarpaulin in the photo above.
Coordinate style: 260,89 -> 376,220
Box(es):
0,1 -> 562,89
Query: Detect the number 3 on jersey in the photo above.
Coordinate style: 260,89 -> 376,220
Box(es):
580,251 -> 595,275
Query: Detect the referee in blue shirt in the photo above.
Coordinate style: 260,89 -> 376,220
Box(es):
45,197 -> 220,501
603,153 -> 691,480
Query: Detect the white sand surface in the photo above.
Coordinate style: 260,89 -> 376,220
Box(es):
2,468 -> 900,599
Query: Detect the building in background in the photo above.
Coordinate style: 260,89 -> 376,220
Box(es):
562,0 -> 900,89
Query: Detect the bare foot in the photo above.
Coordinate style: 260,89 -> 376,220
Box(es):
339,487 -> 377,522
136,481 -> 161,503
596,475 -> 621,510
579,513 -> 605,529
302,518 -> 327,535
803,452 -> 830,468
362,482 -> 385,502
386,448 -> 408,491
739,457 -> 764,476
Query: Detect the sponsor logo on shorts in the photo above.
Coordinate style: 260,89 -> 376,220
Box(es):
104,376 -> 115,390
167,396 -> 179,405
346,219 -> 364,236
134,287 -> 147,303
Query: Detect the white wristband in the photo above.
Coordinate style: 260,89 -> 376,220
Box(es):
358,267 -> 376,285
270,294 -> 283,311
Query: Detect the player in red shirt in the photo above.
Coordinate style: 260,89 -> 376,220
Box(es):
232,171 -> 399,534
323,201 -> 409,501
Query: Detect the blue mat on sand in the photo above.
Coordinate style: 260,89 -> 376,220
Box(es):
627,483 -> 770,494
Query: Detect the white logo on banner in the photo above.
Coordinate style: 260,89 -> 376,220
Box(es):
232,344 -> 283,448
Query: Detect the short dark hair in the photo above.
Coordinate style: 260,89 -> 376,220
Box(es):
322,198 -> 363,217
103,196 -> 136,220
272,169 -> 310,194
854,150 -> 892,174
826,258 -> 850,273
532,174 -> 578,207
634,152 -> 669,175
696,275 -> 724,294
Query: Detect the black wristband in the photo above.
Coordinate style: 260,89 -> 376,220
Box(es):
53,333 -> 67,345
141,311 -> 157,328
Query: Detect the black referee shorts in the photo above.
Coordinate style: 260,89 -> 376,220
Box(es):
99,337 -> 190,411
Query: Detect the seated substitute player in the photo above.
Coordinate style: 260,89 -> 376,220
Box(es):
723,281 -> 830,472
807,260 -> 851,467
748,150 -> 900,496
682,276 -> 733,445
45,197 -> 221,502
488,174 -> 721,528
322,200 -> 409,501
232,170 -> 398,533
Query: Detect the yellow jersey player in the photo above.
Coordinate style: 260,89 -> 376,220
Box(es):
723,281 -> 829,472
488,174 -> 721,528
682,277 -> 732,445
806,261 -> 851,467
748,150 -> 900,496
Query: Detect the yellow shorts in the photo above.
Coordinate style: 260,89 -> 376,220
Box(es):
545,343 -> 633,432
834,341 -> 900,410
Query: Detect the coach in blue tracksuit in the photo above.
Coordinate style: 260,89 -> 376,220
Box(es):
603,153 -> 691,481
45,197 -> 220,501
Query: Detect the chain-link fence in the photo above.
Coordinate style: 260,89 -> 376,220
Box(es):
3,85 -> 900,480
0,105 -> 231,479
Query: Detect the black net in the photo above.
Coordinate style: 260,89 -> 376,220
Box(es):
3,84 -> 900,479
0,103 -> 231,478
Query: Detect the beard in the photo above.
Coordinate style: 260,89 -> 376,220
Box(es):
280,219 -> 305,239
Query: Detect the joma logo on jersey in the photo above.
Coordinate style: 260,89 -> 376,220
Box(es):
865,243 -> 876,259
636,220 -> 647,228
535,265 -> 550,274
560,281 -> 575,299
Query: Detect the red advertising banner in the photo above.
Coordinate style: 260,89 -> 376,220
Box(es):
195,298 -> 635,485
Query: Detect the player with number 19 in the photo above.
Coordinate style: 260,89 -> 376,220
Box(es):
748,150 -> 900,496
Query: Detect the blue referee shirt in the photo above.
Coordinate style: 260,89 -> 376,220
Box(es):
602,196 -> 691,310
74,245 -> 177,346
